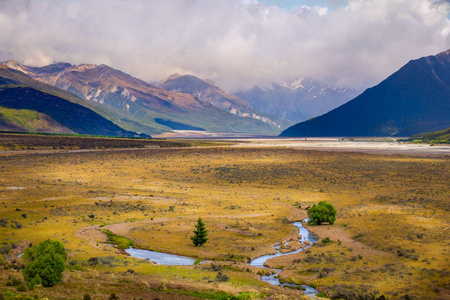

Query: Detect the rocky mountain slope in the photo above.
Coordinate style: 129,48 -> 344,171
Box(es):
157,74 -> 287,128
5,61 -> 281,135
280,49 -> 450,137
235,78 -> 362,123
0,63 -> 141,136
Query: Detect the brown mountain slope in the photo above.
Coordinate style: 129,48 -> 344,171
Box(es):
5,61 -> 281,135
157,73 -> 287,128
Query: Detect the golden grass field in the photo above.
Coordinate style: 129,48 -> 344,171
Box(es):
0,136 -> 448,299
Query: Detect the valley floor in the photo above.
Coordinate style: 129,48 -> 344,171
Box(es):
0,136 -> 448,299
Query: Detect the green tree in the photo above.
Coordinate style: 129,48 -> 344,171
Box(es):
22,239 -> 67,287
307,201 -> 337,225
191,217 -> 208,246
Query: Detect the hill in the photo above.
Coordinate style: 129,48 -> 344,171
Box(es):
0,86 -> 140,137
409,127 -> 450,144
280,49 -> 450,137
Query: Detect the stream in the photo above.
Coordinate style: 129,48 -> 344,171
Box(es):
125,220 -> 320,298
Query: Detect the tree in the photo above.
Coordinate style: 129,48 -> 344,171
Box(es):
307,201 -> 337,225
191,217 -> 208,246
22,239 -> 67,287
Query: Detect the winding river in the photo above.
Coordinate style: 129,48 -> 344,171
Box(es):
125,220 -> 319,298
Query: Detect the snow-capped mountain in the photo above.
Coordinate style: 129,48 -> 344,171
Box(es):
235,78 -> 363,123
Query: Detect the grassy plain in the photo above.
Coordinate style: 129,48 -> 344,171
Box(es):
0,137 -> 448,299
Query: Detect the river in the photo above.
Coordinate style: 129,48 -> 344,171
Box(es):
125,220 -> 319,298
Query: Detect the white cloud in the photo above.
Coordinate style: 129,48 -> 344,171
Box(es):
0,0 -> 449,91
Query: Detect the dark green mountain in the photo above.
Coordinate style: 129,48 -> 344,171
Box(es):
280,49 -> 450,137
0,64 -> 144,137
0,87 -> 139,136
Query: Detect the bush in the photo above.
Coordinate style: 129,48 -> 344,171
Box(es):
215,271 -> 230,282
0,244 -> 11,254
307,201 -> 337,225
22,239 -> 67,287
109,294 -> 119,300
322,237 -> 332,244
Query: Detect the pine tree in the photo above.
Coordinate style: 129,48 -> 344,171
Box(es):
191,217 -> 208,246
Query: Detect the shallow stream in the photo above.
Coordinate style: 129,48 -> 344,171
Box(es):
124,220 -> 319,298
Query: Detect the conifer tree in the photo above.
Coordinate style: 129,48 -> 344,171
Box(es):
191,217 -> 208,246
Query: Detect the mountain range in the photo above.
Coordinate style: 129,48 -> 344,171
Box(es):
0,63 -> 140,137
3,60 -> 282,135
157,74 -> 289,128
1,48 -> 449,138
280,49 -> 450,137
235,78 -> 362,123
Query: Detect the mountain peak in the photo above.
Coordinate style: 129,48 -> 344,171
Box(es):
4,59 -> 29,73
168,73 -> 183,80
67,64 -> 98,72
280,49 -> 450,137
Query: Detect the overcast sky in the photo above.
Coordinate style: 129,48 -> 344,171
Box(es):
0,0 -> 449,91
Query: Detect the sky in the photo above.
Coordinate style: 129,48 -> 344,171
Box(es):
0,0 -> 449,91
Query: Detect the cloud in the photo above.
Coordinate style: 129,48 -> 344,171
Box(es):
0,0 -> 449,91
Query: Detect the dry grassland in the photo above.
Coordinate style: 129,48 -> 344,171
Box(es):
0,143 -> 448,299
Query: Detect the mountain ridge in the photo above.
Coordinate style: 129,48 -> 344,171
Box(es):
235,78 -> 362,124
157,73 -> 286,128
5,60 -> 282,135
280,49 -> 450,137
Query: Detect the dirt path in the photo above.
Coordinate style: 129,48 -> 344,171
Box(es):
303,223 -> 386,256
75,225 -> 109,250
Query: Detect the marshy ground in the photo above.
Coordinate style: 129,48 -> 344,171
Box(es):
0,135 -> 448,299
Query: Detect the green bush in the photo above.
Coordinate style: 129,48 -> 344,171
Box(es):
321,237 -> 332,244
22,239 -> 67,287
307,201 -> 337,225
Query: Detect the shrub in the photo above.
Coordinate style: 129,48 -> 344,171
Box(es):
215,271 -> 230,282
83,294 -> 92,300
307,201 -> 337,225
0,244 -> 11,254
322,237 -> 332,244
109,293 -> 119,300
22,239 -> 67,287
6,275 -> 24,287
